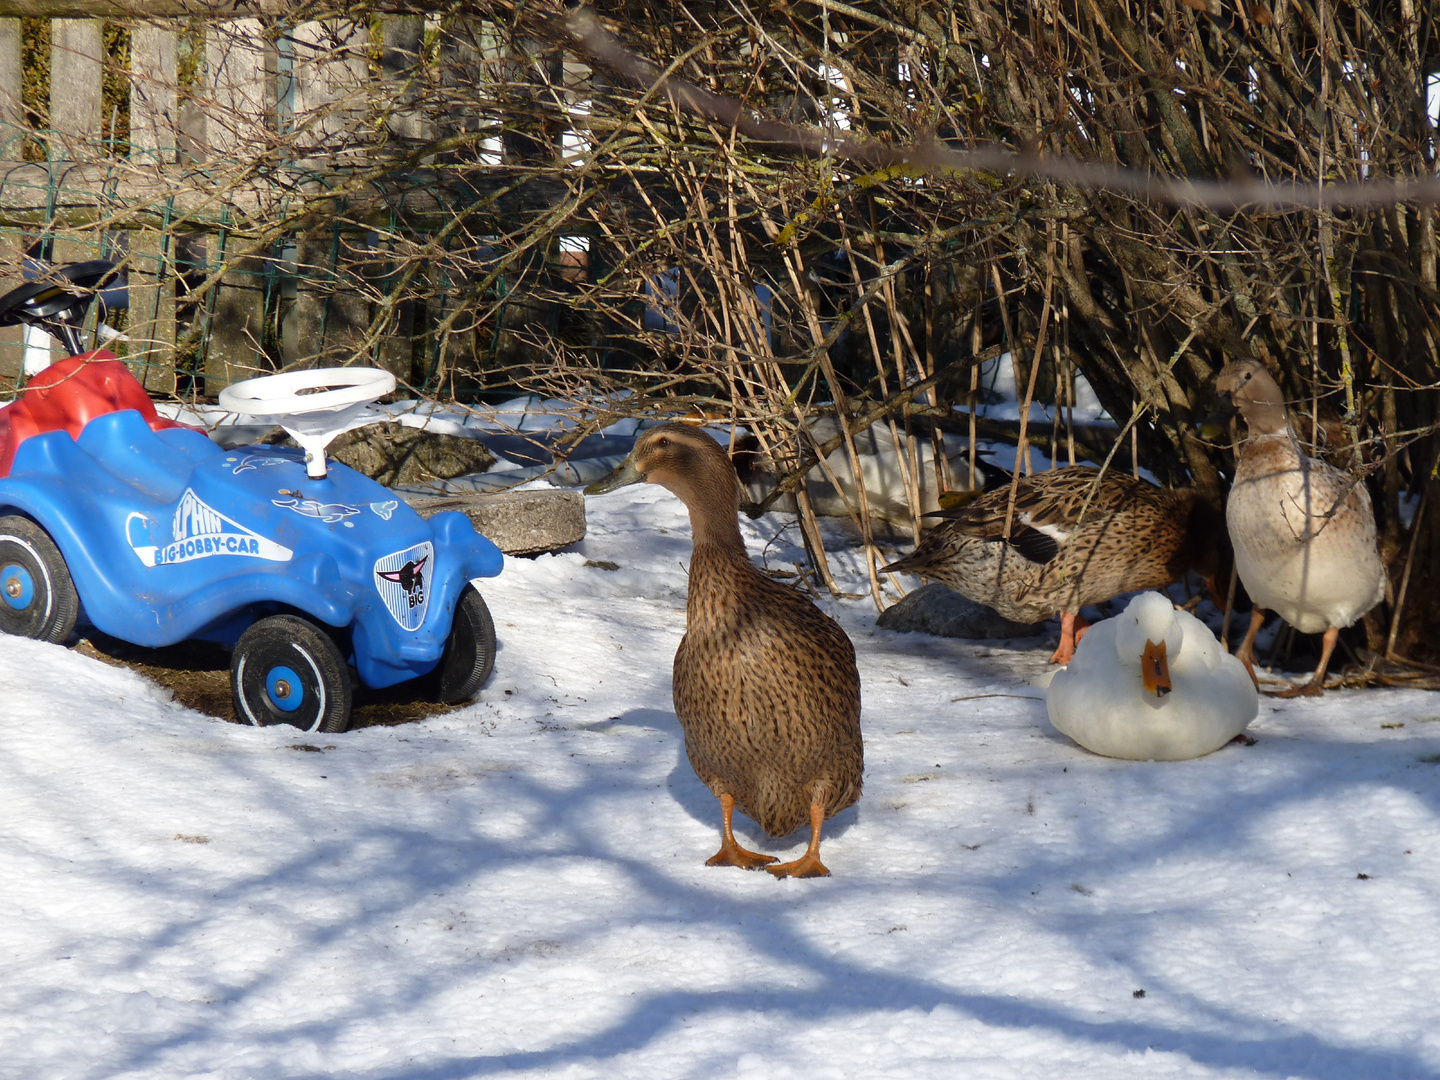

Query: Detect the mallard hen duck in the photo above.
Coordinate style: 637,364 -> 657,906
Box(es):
585,423 -> 863,878
880,465 -> 1227,664
1047,591 -> 1257,760
1214,359 -> 1386,696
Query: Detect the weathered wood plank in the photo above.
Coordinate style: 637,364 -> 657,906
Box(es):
203,19 -> 272,393
33,20 -> 106,376
202,242 -> 267,391
292,18 -> 370,164
0,231 -> 23,383
375,288 -> 415,383
204,18 -> 272,161
372,14 -> 427,382
0,1 -> 278,12
0,21 -> 25,384
0,159 -> 573,230
0,19 -> 22,146
49,19 -> 104,157
125,232 -> 177,392
0,159 -> 269,227
380,15 -> 430,148
0,3 -> 438,17
294,225 -> 371,366
290,19 -> 373,367
130,23 -> 177,163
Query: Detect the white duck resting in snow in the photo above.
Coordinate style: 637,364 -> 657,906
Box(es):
1046,592 -> 1258,761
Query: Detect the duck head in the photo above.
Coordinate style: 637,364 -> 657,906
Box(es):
586,423 -> 739,499
1114,592 -> 1183,699
1214,359 -> 1288,436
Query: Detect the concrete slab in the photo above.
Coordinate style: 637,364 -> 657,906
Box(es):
403,488 -> 585,557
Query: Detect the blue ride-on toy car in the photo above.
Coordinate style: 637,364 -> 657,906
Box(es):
0,261 -> 503,733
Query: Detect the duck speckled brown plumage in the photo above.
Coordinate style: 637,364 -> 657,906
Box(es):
1214,358 -> 1385,696
880,465 -> 1227,664
585,423 -> 863,878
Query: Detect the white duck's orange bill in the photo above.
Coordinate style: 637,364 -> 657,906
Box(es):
1142,639 -> 1173,697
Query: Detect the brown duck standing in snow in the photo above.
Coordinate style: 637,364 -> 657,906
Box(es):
586,423 -> 863,878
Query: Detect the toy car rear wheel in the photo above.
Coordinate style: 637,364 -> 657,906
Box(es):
430,585 -> 496,704
232,615 -> 353,733
0,515 -> 79,644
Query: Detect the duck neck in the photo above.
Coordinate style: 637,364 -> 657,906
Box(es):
1237,397 -> 1290,438
678,476 -> 752,629
684,483 -> 748,557
1237,426 -> 1299,462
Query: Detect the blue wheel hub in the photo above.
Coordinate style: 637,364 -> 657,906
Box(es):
1,563 -> 34,611
265,665 -> 305,713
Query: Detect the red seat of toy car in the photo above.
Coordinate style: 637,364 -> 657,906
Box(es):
0,351 -> 185,478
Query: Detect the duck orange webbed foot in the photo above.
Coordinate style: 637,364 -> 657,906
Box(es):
1271,680 -> 1325,699
1268,628 -> 1340,699
707,793 -> 779,870
765,801 -> 832,879
766,851 -> 831,879
1049,612 -> 1090,665
706,841 -> 778,871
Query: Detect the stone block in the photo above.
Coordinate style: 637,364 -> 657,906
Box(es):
267,422 -> 497,487
877,583 -> 1043,639
403,488 -> 585,556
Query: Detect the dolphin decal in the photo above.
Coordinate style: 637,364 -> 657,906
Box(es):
272,497 -> 361,524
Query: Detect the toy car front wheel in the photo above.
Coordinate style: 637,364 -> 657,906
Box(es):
232,615 -> 353,733
0,515 -> 79,644
430,585 -> 496,704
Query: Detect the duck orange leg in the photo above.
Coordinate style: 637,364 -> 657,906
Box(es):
1049,612 -> 1091,665
1233,607 -> 1267,688
766,802 -> 831,879
1274,625 -> 1338,698
706,793 -> 778,870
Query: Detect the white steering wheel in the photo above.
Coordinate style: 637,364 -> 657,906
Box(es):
219,367 -> 397,479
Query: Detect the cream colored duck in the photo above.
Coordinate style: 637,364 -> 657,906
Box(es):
1047,591 -> 1258,760
585,423 -> 863,878
1215,359 -> 1386,696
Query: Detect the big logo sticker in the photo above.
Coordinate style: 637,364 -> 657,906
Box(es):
374,542 -> 433,630
128,489 -> 294,567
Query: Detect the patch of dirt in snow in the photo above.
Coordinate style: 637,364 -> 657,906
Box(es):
73,632 -> 460,729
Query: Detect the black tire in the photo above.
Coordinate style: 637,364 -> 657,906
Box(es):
431,586 -> 496,704
231,615 -> 353,733
0,515 -> 79,644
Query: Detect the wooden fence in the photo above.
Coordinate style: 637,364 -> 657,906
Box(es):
0,10 -> 554,398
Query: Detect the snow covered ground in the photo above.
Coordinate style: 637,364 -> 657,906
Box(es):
4,480 -> 1440,1079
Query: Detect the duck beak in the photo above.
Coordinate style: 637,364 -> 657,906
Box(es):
1141,639 -> 1172,697
1197,397 -> 1235,441
928,489 -> 984,515
584,453 -> 645,495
